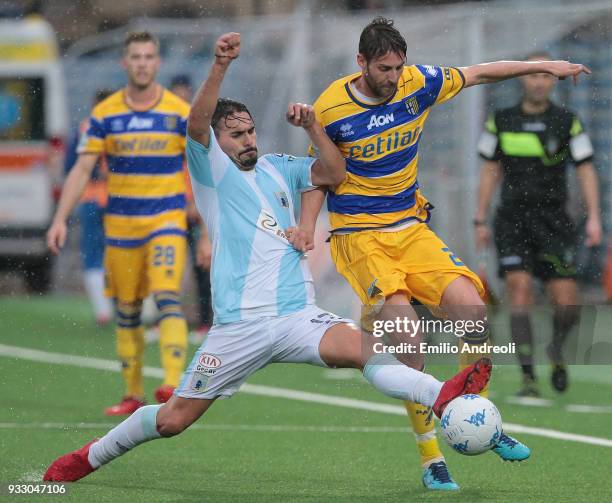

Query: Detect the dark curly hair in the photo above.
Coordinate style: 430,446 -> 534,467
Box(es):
211,98 -> 253,131
359,17 -> 407,62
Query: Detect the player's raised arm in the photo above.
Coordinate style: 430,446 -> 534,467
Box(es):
187,32 -> 240,147
47,153 -> 99,255
461,60 -> 591,88
286,103 -> 346,186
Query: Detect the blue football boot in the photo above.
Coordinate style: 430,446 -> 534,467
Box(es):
422,461 -> 460,491
492,432 -> 531,461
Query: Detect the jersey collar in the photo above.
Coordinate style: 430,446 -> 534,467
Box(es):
344,78 -> 397,109
123,84 -> 164,112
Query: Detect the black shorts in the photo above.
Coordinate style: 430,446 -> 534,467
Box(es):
493,208 -> 577,281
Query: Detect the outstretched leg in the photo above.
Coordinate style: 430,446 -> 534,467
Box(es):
44,396 -> 214,482
318,322 -> 492,418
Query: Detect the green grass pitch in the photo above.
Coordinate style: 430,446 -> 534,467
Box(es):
1,296 -> 611,502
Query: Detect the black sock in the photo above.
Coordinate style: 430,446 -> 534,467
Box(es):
550,306 -> 580,364
510,312 -> 535,379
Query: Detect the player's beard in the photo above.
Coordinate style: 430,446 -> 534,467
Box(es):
364,69 -> 396,99
236,148 -> 258,170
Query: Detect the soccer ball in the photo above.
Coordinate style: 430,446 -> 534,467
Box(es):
439,394 -> 503,455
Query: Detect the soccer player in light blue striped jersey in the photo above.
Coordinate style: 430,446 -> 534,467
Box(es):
43,33 -> 493,484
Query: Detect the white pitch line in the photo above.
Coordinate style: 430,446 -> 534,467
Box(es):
0,422 -> 411,434
2,343 -> 612,448
566,404 -> 612,414
505,396 -> 555,407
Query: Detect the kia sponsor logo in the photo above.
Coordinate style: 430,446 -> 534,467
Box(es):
198,353 -> 221,368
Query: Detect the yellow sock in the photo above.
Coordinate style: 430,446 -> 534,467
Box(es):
459,341 -> 491,398
404,401 -> 444,467
159,316 -> 188,387
116,326 -> 145,397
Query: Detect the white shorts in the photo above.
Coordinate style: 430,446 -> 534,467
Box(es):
175,305 -> 353,399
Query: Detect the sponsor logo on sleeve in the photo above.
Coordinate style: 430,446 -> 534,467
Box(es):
423,65 -> 439,77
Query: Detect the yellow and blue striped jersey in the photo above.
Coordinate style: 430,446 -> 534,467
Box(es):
311,65 -> 465,232
79,88 -> 190,247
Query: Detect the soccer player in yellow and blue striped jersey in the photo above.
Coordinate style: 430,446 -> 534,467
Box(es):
48,31 -> 191,415
298,16 -> 589,490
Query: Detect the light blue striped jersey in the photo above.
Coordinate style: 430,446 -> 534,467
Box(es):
186,129 -> 316,324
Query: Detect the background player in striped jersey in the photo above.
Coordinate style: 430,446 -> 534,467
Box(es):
294,16 -> 590,490
47,31 -> 191,415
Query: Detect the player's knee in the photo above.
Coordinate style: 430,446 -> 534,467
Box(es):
509,289 -> 532,307
153,291 -> 184,321
506,276 -> 533,306
116,300 -> 143,329
156,413 -> 189,437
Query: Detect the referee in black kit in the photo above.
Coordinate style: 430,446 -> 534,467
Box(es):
474,51 -> 602,397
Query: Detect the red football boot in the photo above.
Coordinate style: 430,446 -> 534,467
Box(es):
432,357 -> 492,418
154,385 -> 175,404
104,396 -> 145,416
43,439 -> 97,482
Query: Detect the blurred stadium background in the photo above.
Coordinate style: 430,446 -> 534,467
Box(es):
2,0 -> 612,320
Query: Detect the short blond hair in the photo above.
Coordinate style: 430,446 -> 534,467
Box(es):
123,31 -> 159,53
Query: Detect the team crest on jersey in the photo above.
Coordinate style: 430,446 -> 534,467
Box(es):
164,116 -> 178,131
405,96 -> 420,115
275,191 -> 289,208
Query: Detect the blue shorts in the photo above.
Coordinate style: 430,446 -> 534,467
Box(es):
79,201 -> 105,270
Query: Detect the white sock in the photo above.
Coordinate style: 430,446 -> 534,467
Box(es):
363,353 -> 443,407
88,405 -> 162,468
83,269 -> 113,320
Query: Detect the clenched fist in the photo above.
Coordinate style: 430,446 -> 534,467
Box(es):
286,103 -> 316,130
215,32 -> 240,65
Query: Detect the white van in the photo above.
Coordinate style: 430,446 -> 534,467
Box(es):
0,16 -> 68,293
